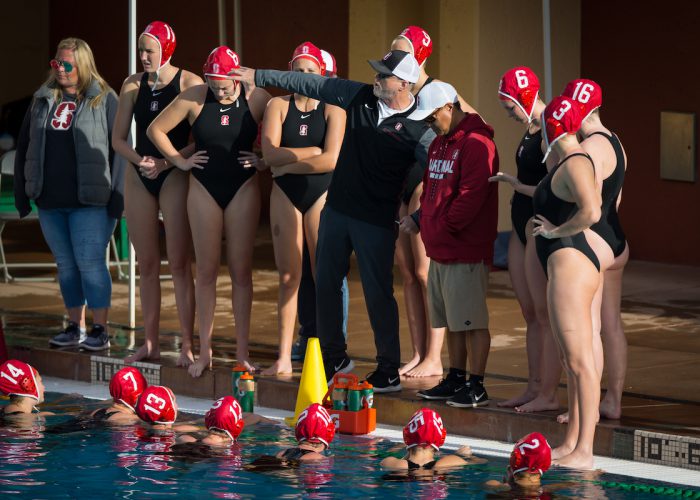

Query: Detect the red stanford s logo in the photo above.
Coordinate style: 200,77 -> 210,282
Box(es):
221,115 -> 230,126
51,101 -> 77,130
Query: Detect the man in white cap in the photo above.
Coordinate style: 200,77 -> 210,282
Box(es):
400,81 -> 499,408
232,51 -> 435,392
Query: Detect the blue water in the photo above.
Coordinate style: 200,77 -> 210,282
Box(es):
1,393 -> 698,498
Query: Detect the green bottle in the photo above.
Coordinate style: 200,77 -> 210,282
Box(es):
238,373 -> 255,412
347,383 -> 362,412
360,381 -> 374,409
231,365 -> 247,402
332,383 -> 348,410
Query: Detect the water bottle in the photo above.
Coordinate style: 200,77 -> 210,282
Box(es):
347,383 -> 362,412
360,381 -> 374,409
237,372 -> 255,412
231,365 -> 247,401
332,382 -> 348,410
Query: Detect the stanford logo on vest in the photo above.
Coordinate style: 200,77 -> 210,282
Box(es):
221,115 -> 230,126
150,101 -> 159,112
51,101 -> 77,130
299,124 -> 308,136
395,122 -> 403,131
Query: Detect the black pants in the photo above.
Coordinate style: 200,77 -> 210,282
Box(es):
315,206 -> 400,372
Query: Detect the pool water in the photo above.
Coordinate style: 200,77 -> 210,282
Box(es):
1,393 -> 698,499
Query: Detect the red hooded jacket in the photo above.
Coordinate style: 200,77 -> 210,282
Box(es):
419,113 -> 499,264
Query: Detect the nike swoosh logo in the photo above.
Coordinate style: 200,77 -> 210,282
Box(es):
334,362 -> 345,371
364,103 -> 373,109
152,91 -> 163,96
300,114 -> 311,119
388,377 -> 399,384
474,392 -> 486,401
220,107 -> 231,112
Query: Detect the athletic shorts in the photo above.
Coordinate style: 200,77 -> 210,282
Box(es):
427,260 -> 489,331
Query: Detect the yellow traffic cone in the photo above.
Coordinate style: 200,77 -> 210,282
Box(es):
284,337 -> 327,426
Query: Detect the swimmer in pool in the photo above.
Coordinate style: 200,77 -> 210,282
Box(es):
135,385 -> 197,432
485,432 -> 551,494
91,366 -> 147,424
0,360 -> 50,419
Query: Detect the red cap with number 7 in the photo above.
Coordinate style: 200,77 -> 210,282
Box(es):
542,95 -> 582,162
499,66 -> 540,122
561,79 -> 602,122
109,366 -> 148,411
136,385 -> 178,424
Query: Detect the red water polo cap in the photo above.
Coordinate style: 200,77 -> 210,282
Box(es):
542,95 -> 582,161
397,25 -> 433,66
295,403 -> 335,447
403,408 -> 447,451
141,21 -> 176,69
561,78 -> 603,122
499,66 -> 540,123
204,46 -> 241,80
205,396 -> 245,441
290,41 -> 325,75
109,366 -> 147,411
136,385 -> 178,425
510,432 -> 552,475
0,360 -> 40,401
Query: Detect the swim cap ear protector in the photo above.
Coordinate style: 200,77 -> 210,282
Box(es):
140,21 -> 176,90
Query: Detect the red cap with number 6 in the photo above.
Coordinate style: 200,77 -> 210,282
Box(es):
136,385 -> 178,424
542,95 -> 582,161
397,26 -> 433,66
510,432 -> 552,475
561,79 -> 602,122
109,366 -> 148,412
499,66 -> 540,122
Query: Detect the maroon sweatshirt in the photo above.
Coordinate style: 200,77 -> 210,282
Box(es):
419,113 -> 499,264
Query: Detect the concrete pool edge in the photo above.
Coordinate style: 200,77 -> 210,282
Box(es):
40,376 -> 700,489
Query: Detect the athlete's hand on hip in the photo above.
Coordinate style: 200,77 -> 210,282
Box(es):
399,215 -> 419,234
532,214 -> 557,239
176,150 -> 208,171
238,151 -> 264,170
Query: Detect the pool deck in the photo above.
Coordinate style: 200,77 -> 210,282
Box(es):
1,221 -> 699,472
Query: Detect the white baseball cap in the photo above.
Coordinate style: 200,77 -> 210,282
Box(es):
407,81 -> 458,121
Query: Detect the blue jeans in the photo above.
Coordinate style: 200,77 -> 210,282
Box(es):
38,207 -> 117,309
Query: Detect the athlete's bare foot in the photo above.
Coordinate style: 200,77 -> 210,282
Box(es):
497,389 -> 538,408
599,394 -> 622,420
553,449 -> 594,470
404,359 -> 444,378
551,442 -> 575,461
237,358 -> 258,373
177,348 -> 195,368
557,411 -> 601,424
188,356 -> 212,378
125,343 -> 160,363
515,395 -> 559,413
399,354 -> 421,376
261,358 -> 293,376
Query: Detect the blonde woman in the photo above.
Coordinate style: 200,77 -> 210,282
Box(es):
14,38 -> 126,351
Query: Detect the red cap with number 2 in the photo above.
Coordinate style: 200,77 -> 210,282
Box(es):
499,66 -> 540,123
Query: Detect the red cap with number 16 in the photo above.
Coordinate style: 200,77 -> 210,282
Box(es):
561,78 -> 603,122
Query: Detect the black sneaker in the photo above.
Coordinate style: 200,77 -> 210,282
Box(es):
325,355 -> 355,385
366,368 -> 402,393
417,374 -> 468,400
291,336 -> 308,362
79,325 -> 110,351
49,322 -> 85,347
447,383 -> 489,408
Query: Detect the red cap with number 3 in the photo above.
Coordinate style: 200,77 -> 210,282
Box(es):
542,95 -> 582,161
561,78 -> 603,122
397,26 -> 433,66
499,66 -> 540,123
109,366 -> 148,411
136,385 -> 178,424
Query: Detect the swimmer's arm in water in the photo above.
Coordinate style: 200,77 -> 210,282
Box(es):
271,104 -> 345,177
483,479 -> 510,491
172,423 -> 200,432
261,96 -> 323,167
251,69 -> 366,110
242,412 -> 276,425
176,434 -> 198,444
434,445 -> 487,470
106,412 -> 140,425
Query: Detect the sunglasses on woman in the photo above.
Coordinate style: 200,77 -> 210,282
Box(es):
50,59 -> 74,73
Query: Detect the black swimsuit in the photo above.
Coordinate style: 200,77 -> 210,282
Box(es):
92,407 -> 120,421
400,77 -> 435,205
280,447 -> 315,460
133,70 -> 191,196
589,132 -> 627,257
511,129 -> 547,245
407,459 -> 436,470
273,96 -> 332,214
191,88 -> 258,209
533,153 -> 601,275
